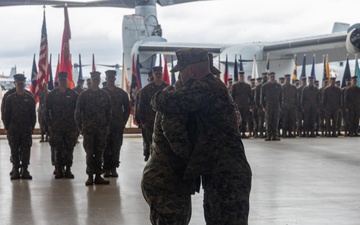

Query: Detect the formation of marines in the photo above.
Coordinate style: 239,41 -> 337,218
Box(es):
229,70 -> 360,140
1,70 -> 130,185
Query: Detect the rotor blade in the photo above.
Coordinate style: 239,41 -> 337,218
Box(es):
156,0 -> 209,6
0,0 -> 136,8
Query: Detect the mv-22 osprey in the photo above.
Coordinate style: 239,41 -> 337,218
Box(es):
0,0 -> 360,85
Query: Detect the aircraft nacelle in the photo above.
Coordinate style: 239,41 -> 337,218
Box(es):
346,24 -> 360,54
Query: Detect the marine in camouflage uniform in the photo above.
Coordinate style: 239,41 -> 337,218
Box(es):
1,86 -> 33,176
254,72 -> 268,138
323,77 -> 341,137
75,71 -> 112,185
102,70 -> 131,178
231,71 -> 252,138
152,49 -> 252,225
301,77 -> 319,137
335,80 -> 342,135
3,74 -> 36,180
251,78 -> 262,138
318,79 -> 328,136
72,78 -> 86,143
344,76 -> 360,137
261,72 -> 282,141
46,72 -> 78,179
38,82 -> 49,142
138,66 -> 168,161
134,72 -> 154,161
248,78 -> 256,137
341,79 -> 351,136
142,81 -> 196,225
281,74 -> 297,137
296,77 -> 307,136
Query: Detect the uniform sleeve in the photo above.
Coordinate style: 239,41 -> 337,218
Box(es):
30,97 -> 36,130
106,93 -> 112,128
45,93 -> 53,127
260,86 -> 265,108
3,96 -> 11,130
75,92 -> 84,130
123,92 -> 131,125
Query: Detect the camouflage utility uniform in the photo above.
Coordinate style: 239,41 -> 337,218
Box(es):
231,81 -> 252,137
75,89 -> 112,175
344,85 -> 360,136
138,81 -> 168,160
152,74 -> 252,224
102,86 -> 130,173
281,82 -> 297,137
3,92 -> 36,177
301,85 -> 319,136
261,81 -> 282,139
142,82 -> 196,225
46,88 -> 78,177
323,84 -> 341,136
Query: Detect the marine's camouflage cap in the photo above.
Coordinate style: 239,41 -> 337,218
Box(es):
152,66 -> 163,72
284,74 -> 291,78
105,70 -> 117,76
90,71 -> 101,79
171,48 -> 209,72
58,72 -> 68,79
13,73 -> 26,82
351,75 -> 358,79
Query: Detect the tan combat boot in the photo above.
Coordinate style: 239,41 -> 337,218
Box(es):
10,167 -> 20,180
64,166 -> 75,179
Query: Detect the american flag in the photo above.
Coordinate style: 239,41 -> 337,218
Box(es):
34,8 -> 49,100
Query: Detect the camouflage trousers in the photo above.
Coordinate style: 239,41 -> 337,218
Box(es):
282,107 -> 296,135
265,108 -> 280,137
304,106 -> 317,133
141,182 -> 192,225
103,126 -> 125,170
202,171 -> 251,225
145,126 -> 155,157
347,108 -> 360,135
257,109 -> 265,135
239,107 -> 249,133
141,127 -> 150,158
7,129 -> 32,168
51,130 -> 77,167
83,129 -> 108,175
325,109 -> 339,134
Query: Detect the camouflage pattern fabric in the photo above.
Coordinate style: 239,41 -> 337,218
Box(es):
281,83 -> 297,135
344,86 -> 360,136
102,86 -> 130,169
38,89 -> 49,135
301,86 -> 319,134
138,82 -> 168,157
202,171 -> 251,225
231,82 -> 252,133
296,85 -> 305,134
141,183 -> 192,225
46,88 -> 78,167
261,82 -> 282,138
323,85 -> 341,134
1,88 -> 33,122
3,92 -> 36,168
341,86 -> 349,134
250,87 -> 257,135
75,89 -> 112,175
152,74 -> 252,177
318,86 -> 327,135
255,82 -> 265,136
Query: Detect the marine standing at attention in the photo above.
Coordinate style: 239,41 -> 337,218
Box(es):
46,72 -> 78,179
3,74 -> 36,180
231,71 -> 252,138
75,71 -> 112,185
102,70 -> 131,178
261,71 -> 282,141
138,66 -> 168,161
